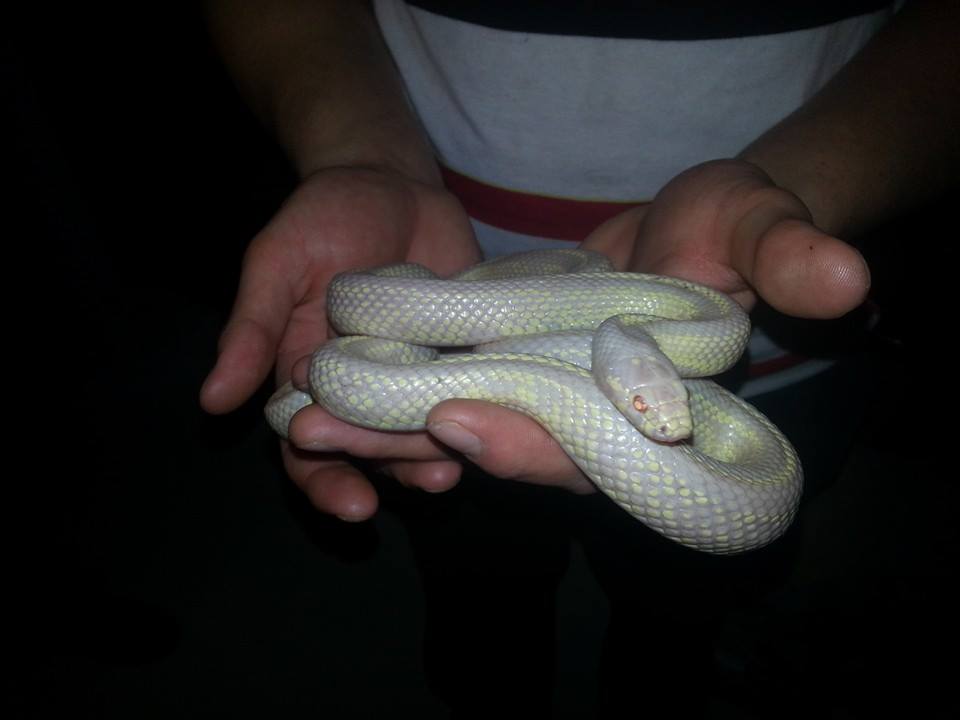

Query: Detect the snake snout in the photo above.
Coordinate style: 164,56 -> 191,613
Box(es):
625,381 -> 692,442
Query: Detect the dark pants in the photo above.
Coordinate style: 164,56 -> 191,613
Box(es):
403,348 -> 877,718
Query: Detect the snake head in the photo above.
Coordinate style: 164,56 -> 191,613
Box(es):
593,316 -> 693,443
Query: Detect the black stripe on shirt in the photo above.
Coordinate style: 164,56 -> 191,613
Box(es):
405,0 -> 894,40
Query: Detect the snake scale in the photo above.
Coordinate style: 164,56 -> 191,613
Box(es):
266,249 -> 802,554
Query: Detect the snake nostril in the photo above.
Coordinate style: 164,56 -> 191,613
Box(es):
633,395 -> 648,412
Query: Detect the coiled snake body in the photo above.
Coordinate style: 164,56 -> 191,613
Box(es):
266,249 -> 802,554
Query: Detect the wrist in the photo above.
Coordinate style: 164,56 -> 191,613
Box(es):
737,143 -> 854,239
271,6 -> 440,186
283,98 -> 441,186
209,0 -> 441,187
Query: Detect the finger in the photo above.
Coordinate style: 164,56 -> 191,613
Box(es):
283,445 -> 379,521
200,240 -> 301,414
381,460 -> 464,493
405,187 -> 484,274
733,211 -> 871,319
200,316 -> 283,414
426,400 -> 596,494
580,204 -> 650,270
273,298 -> 330,382
289,404 -> 458,461
292,354 -> 311,390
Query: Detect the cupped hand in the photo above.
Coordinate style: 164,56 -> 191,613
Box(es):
583,159 -> 871,316
424,159 -> 871,494
200,166 -> 482,518
205,160 -> 871,513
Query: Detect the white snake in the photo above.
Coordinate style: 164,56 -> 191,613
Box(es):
266,249 -> 802,554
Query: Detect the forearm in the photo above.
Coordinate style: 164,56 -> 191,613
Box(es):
739,0 -> 959,239
204,0 -> 438,182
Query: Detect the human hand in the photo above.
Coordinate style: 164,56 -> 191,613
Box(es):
581,159 -> 870,316
422,159 -> 871,494
200,166 -> 482,518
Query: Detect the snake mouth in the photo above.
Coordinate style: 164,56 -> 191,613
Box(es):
632,395 -> 680,440
647,427 -> 689,445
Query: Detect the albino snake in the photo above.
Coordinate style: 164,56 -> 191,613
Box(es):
266,249 -> 802,554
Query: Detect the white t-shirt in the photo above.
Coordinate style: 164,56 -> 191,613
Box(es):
373,0 -> 894,395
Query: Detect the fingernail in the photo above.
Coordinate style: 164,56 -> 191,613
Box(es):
291,356 -> 312,390
427,421 -> 484,459
301,439 -> 334,452
855,248 -> 872,289
293,425 -> 333,452
335,513 -> 366,523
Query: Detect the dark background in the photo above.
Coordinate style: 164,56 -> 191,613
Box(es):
9,4 -> 956,718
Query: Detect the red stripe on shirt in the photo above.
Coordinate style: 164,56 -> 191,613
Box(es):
747,353 -> 810,378
441,165 -> 829,386
440,165 -> 645,241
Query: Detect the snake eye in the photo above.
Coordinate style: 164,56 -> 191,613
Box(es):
632,395 -> 648,412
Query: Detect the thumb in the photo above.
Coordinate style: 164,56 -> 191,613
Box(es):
733,208 -> 871,319
425,400 -> 596,494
